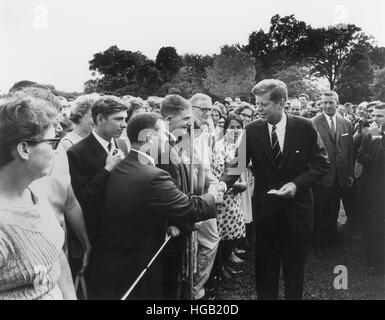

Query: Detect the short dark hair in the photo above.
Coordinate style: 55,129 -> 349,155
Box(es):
0,96 -> 53,168
223,114 -> 243,135
126,112 -> 162,143
91,96 -> 128,124
160,94 -> 190,118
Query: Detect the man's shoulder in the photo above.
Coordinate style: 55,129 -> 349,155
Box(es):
312,113 -> 324,123
67,134 -> 93,154
288,114 -> 314,128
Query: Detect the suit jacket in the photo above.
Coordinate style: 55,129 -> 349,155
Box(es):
357,133 -> 385,198
312,113 -> 354,187
66,133 -> 128,244
87,151 -> 216,299
157,136 -> 194,235
221,114 -> 330,234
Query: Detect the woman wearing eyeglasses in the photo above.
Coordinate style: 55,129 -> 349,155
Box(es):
0,96 -> 76,300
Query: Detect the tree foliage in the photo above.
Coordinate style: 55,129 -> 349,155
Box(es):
372,67 -> 385,101
155,46 -> 182,82
336,46 -> 374,103
204,45 -> 256,100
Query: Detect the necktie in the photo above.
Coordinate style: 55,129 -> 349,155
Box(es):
271,125 -> 282,168
107,141 -> 112,152
330,117 -> 336,140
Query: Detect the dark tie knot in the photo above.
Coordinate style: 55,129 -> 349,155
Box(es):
272,125 -> 277,131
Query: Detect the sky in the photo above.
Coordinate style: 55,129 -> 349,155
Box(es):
1,0 -> 385,93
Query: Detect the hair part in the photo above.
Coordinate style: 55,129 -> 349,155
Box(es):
91,95 -> 128,124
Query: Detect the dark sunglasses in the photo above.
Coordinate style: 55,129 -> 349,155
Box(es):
24,138 -> 61,150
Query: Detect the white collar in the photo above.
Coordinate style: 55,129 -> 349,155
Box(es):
92,130 -> 113,152
130,148 -> 155,167
323,112 -> 337,121
166,129 -> 177,143
268,111 -> 287,129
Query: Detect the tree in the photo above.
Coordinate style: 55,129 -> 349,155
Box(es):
372,67 -> 385,101
274,64 -> 322,100
306,24 -> 373,89
245,14 -> 311,81
370,46 -> 385,69
85,45 -> 163,97
336,46 -> 374,103
204,45 -> 256,100
155,46 -> 182,82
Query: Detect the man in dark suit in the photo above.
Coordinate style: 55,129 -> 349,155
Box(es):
87,112 -> 219,300
312,91 -> 355,249
357,103 -> 385,276
67,96 -> 129,245
220,79 -> 330,300
158,94 -> 194,299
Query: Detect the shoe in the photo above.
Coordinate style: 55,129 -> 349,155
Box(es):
229,251 -> 245,264
224,264 -> 243,277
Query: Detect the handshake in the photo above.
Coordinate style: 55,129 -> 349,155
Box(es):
207,182 -> 227,204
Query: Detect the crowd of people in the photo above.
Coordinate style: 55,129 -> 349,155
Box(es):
0,79 -> 384,300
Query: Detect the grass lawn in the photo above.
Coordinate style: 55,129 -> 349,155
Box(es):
219,210 -> 385,300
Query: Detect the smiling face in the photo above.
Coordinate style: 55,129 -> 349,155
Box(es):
322,94 -> 338,117
255,92 -> 284,125
211,110 -> 221,125
372,108 -> 385,130
226,119 -> 243,143
168,108 -> 191,136
239,108 -> 253,125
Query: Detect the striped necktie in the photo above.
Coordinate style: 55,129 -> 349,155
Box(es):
271,125 -> 282,167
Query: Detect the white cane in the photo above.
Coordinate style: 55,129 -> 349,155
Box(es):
120,235 -> 171,300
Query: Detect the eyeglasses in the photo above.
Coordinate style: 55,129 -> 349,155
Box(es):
192,106 -> 211,113
24,138 -> 61,150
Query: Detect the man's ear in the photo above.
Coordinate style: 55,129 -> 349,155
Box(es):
14,142 -> 30,161
96,114 -> 105,125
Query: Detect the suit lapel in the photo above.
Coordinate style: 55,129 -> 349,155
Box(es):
320,113 -> 336,143
280,114 -> 295,167
88,133 -> 108,163
256,122 -> 276,168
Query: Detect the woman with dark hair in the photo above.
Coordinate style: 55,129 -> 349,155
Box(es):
211,114 -> 247,279
0,96 -> 76,300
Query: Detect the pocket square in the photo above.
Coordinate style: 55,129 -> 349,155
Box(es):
295,150 -> 300,153
341,133 -> 349,136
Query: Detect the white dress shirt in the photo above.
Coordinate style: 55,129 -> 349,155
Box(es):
323,112 -> 337,131
268,112 -> 287,152
92,130 -> 113,153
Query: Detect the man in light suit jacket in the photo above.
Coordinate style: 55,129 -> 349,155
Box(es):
312,91 -> 354,249
67,96 -> 129,246
220,79 -> 330,300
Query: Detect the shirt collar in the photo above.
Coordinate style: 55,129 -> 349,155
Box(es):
130,148 -> 155,167
92,130 -> 113,151
323,112 -> 337,121
268,111 -> 287,130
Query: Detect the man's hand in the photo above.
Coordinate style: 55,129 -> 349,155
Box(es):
105,147 -> 125,172
166,226 -> 181,238
77,244 -> 92,275
347,176 -> 354,188
368,122 -> 381,137
267,182 -> 297,199
208,183 -> 225,204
